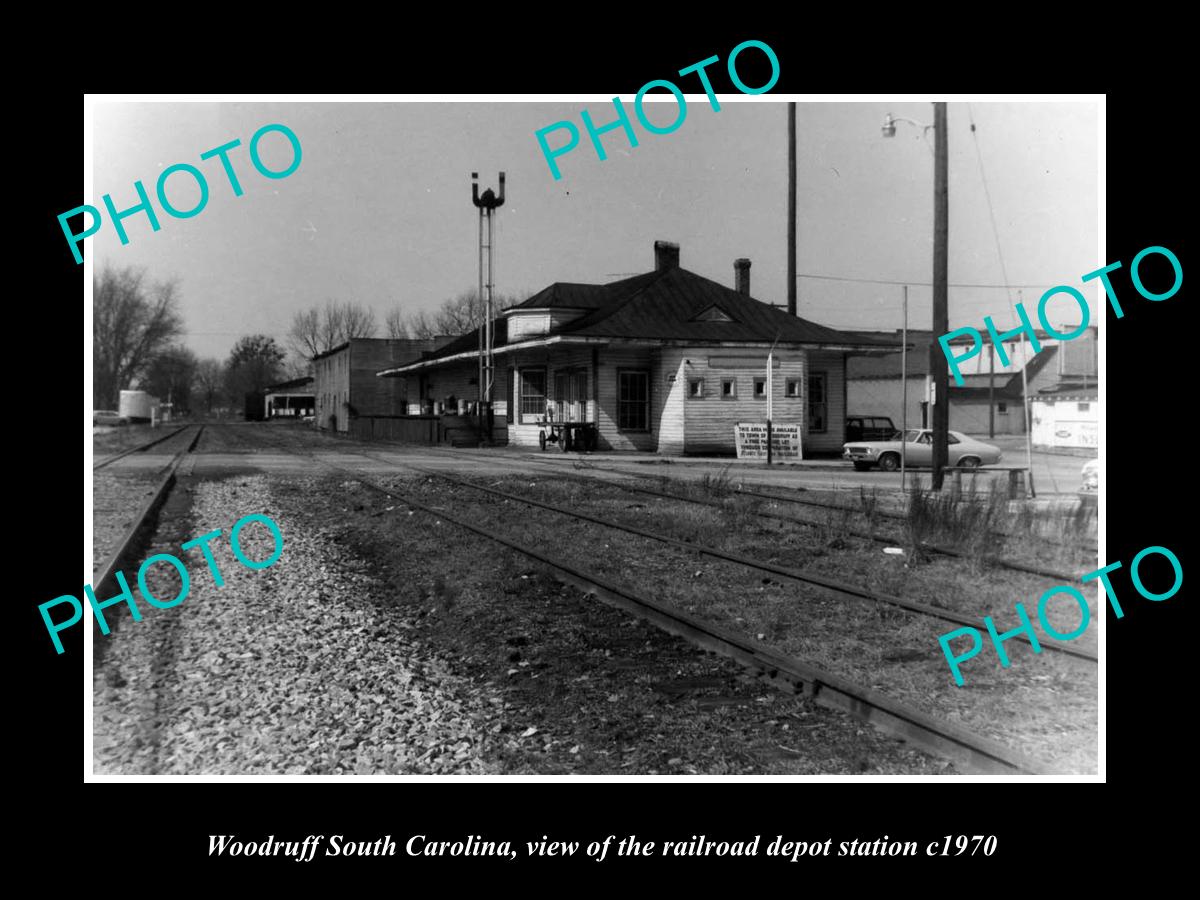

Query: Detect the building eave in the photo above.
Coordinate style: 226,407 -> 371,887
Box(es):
378,335 -> 901,377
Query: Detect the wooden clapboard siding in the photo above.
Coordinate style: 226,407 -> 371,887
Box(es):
657,349 -> 688,455
595,346 -> 656,451
400,342 -> 855,455
505,347 -> 595,447
682,351 -> 807,455
805,351 -> 846,453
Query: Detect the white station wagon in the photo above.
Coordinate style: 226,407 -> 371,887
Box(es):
843,429 -> 1002,472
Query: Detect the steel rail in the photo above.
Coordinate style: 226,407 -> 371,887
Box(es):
93,424 -> 194,471
458,450 -> 1085,583
91,426 -> 205,603
239,427 -> 1057,775
389,462 -> 1096,663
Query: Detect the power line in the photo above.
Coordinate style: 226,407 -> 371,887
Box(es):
181,330 -> 291,336
797,273 -> 1057,289
965,104 -> 1021,319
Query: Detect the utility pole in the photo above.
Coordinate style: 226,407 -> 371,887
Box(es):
787,102 -> 797,317
930,102 -> 950,490
766,349 -> 774,465
900,285 -> 908,491
988,339 -> 995,438
1017,289 -> 1036,498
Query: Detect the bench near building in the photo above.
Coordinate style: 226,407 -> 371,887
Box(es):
378,241 -> 899,455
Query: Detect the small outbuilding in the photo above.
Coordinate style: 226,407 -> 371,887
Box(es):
264,375 -> 315,419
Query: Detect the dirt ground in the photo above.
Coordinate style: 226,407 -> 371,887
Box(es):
91,423 -> 1097,775
273,473 -> 950,775
93,468 -> 946,775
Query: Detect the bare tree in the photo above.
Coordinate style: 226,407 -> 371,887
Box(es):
384,305 -> 407,340
93,265 -> 184,408
289,308 -> 322,359
398,289 -> 530,340
400,309 -> 438,341
195,358 -> 224,414
339,302 -> 377,340
290,300 -> 378,360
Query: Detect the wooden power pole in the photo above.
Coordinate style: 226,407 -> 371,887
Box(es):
787,102 -> 796,317
930,102 -> 950,490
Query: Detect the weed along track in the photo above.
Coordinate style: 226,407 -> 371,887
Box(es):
456,449 -> 1095,582
364,456 -> 1096,663
241,426 -> 1096,774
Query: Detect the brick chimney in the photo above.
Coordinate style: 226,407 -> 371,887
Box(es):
654,240 -> 680,271
734,258 -> 751,296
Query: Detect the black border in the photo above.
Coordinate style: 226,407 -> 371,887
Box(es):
23,24 -> 1186,884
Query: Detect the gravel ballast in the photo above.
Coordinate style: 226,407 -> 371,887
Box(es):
93,474 -> 503,775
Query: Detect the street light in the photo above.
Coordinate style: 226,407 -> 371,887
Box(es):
882,104 -> 951,491
881,113 -> 933,140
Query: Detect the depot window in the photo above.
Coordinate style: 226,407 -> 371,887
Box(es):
785,378 -> 801,398
618,370 -> 650,431
520,368 -> 547,420
688,377 -> 704,399
753,377 -> 767,399
721,378 -> 737,399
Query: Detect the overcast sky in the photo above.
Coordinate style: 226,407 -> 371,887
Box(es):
91,99 -> 1099,362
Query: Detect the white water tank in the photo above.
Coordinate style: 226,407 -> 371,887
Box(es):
119,390 -> 157,422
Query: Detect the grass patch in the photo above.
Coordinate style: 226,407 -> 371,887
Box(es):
697,465 -> 736,500
904,481 -> 1009,568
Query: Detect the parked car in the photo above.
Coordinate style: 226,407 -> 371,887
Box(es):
843,429 -> 1002,472
93,410 -> 129,426
1079,458 -> 1099,494
845,415 -> 897,443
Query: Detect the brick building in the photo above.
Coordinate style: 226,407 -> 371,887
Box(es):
313,338 -> 448,433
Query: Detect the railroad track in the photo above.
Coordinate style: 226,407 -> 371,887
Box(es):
439,448 -> 1089,583
239,425 -> 1062,775
91,426 -> 205,622
94,424 -> 197,470
355,451 -> 1095,663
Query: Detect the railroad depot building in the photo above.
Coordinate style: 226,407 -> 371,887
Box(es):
378,241 -> 900,455
313,338 -> 449,434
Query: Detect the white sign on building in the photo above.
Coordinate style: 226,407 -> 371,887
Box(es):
734,422 -> 802,460
1031,397 -> 1099,449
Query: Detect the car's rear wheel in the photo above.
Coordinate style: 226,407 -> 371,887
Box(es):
878,453 -> 899,472
959,456 -> 981,468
